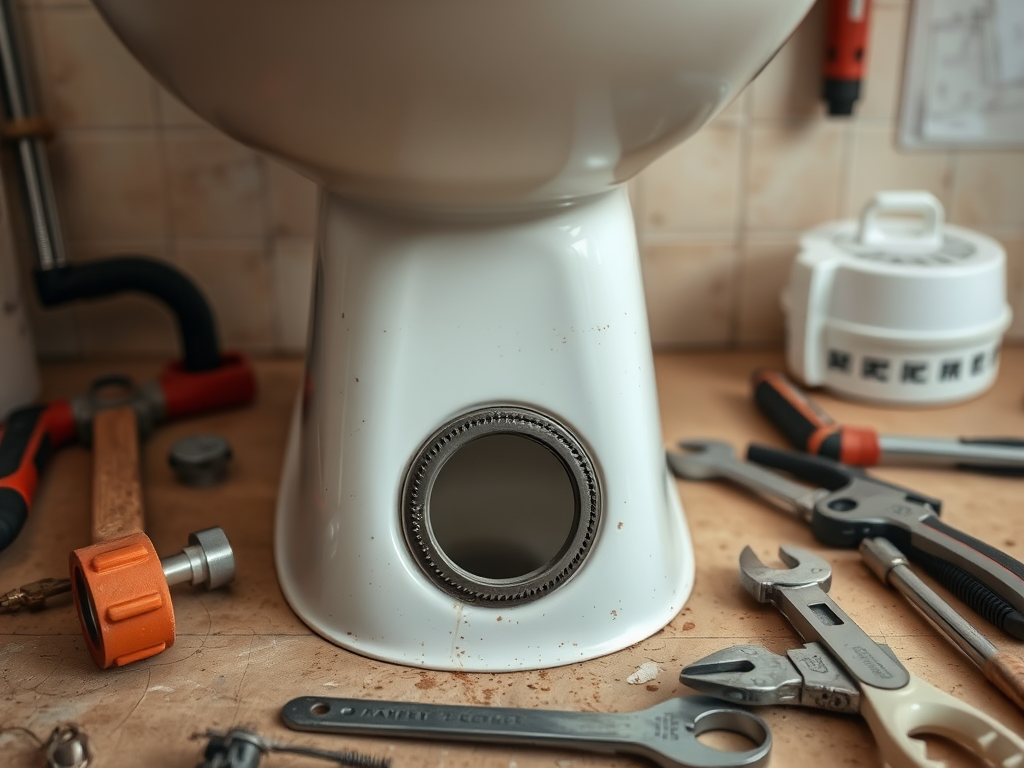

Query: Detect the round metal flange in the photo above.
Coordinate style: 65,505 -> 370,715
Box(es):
402,406 -> 601,606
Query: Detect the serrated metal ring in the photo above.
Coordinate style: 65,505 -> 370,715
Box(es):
401,406 -> 601,606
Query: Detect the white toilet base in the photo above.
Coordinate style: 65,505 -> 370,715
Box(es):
274,187 -> 694,670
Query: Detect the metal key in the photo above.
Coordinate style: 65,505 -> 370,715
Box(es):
282,695 -> 772,768
667,440 -> 825,521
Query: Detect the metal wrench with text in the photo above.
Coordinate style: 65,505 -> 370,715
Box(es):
281,695 -> 773,768
680,545 -> 1024,768
667,439 -> 1024,640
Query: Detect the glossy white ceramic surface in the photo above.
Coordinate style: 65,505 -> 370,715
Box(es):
275,188 -> 693,669
92,0 -> 812,209
91,0 -> 815,668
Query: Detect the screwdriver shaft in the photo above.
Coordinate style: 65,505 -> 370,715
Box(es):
861,537 -> 1024,712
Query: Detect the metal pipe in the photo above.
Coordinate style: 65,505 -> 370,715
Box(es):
0,0 -> 66,271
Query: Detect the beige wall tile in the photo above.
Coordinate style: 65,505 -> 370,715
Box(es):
37,4 -> 157,128
641,239 -> 737,348
857,3 -> 910,121
49,132 -> 167,242
951,152 -> 1024,231
749,1 -> 827,121
165,130 -> 269,239
271,238 -> 315,353
736,235 -> 800,346
23,294 -> 79,358
76,294 -> 179,358
713,88 -> 749,124
174,242 -> 274,353
637,124 -> 742,234
745,120 -> 847,231
157,88 -> 209,129
844,125 -> 953,217
268,161 -> 319,239
13,6 -> 51,106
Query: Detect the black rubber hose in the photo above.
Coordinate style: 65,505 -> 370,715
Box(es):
34,257 -> 222,372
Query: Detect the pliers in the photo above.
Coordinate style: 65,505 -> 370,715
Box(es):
667,439 -> 1024,640
679,545 -> 1024,768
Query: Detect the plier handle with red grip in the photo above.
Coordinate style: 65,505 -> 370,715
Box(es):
0,401 -> 77,550
0,354 -> 255,552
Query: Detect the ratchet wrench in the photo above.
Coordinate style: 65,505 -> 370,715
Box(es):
282,695 -> 772,768
667,439 -> 1024,639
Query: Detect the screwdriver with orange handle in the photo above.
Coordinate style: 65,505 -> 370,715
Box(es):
752,368 -> 1024,475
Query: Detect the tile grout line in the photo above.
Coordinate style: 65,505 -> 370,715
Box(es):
836,117 -> 857,218
730,94 -> 754,349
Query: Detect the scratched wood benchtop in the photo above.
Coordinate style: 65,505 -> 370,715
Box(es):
2,349 -> 1023,767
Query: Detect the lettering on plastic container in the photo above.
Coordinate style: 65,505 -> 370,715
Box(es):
824,345 -> 1000,387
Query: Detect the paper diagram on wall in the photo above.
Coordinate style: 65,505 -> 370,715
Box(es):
899,0 -> 1024,148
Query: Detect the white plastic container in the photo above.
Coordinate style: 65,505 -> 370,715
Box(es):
783,191 -> 1011,406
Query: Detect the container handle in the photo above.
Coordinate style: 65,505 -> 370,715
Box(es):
856,191 -> 944,251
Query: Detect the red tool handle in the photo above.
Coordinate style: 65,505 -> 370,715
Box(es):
0,401 -> 77,551
158,352 -> 256,420
822,0 -> 871,116
0,353 -> 255,554
751,368 -> 881,465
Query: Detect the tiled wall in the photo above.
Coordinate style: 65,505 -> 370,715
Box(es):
11,0 -> 1024,359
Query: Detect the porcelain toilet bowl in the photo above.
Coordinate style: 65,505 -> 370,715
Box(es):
93,0 -> 815,670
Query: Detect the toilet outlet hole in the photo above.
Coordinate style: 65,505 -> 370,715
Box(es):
430,433 -> 576,580
402,406 -> 601,605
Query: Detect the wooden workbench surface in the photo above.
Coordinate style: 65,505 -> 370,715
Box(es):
3,349 -> 1023,767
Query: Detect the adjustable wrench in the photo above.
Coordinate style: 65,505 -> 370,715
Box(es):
725,545 -> 1024,768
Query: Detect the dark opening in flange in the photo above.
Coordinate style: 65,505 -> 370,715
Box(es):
402,406 -> 601,606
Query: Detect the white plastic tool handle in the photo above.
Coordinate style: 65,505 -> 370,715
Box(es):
856,191 -> 945,251
859,673 -> 1024,768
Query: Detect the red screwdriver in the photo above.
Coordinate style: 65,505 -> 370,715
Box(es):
752,368 -> 1024,475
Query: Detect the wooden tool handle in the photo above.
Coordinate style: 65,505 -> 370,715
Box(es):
985,652 -> 1024,713
91,406 -> 144,542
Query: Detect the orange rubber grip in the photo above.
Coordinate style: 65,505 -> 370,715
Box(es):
70,532 -> 175,669
752,368 -> 881,466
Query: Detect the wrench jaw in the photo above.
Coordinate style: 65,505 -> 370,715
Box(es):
669,440 -> 737,480
680,645 -> 803,706
738,545 -> 832,604
680,644 -> 862,715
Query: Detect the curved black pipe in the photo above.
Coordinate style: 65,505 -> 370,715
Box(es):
34,256 -> 222,372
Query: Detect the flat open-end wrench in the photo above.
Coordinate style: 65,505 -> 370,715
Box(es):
282,695 -> 773,768
666,440 -> 826,521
